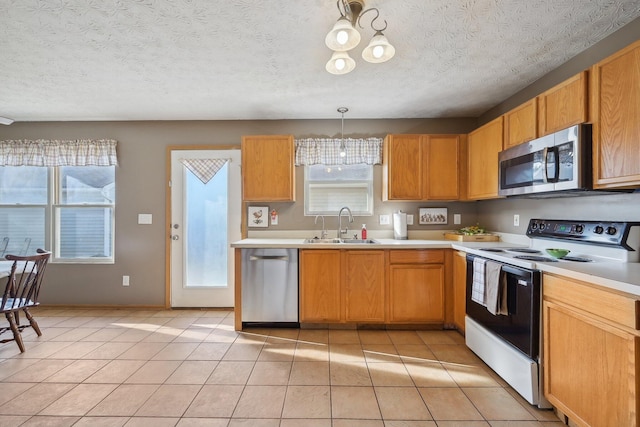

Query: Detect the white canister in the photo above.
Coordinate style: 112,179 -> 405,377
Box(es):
393,211 -> 408,240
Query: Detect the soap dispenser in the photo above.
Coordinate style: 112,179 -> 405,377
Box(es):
361,224 -> 367,239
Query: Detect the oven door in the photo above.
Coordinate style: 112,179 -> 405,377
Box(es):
465,254 -> 541,359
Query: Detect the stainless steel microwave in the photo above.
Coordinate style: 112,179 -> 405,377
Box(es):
498,124 -> 592,197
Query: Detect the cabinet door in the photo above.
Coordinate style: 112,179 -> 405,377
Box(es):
424,135 -> 461,200
344,250 -> 385,322
537,71 -> 588,136
543,301 -> 638,427
299,250 -> 341,322
467,116 -> 504,200
389,264 -> 444,323
383,134 -> 422,200
591,40 -> 640,188
452,250 -> 467,332
503,99 -> 537,149
241,135 -> 295,201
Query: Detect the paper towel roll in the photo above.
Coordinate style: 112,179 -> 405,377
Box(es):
393,212 -> 407,240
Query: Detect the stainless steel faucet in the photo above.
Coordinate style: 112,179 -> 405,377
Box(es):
337,206 -> 354,238
314,215 -> 327,239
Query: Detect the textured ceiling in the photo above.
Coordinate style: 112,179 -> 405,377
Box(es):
1,0 -> 640,122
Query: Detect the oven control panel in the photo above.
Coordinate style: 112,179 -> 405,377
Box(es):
527,219 -> 640,249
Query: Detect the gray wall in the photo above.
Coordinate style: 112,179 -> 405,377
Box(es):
0,118 -> 477,306
2,16 -> 639,306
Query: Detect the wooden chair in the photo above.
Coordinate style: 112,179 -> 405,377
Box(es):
0,249 -> 51,353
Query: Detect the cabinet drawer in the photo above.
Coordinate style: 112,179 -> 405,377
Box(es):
544,274 -> 639,330
389,249 -> 445,264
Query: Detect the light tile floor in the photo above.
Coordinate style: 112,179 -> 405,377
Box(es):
0,308 -> 565,427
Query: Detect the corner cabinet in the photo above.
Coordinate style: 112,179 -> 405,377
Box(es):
241,135 -> 295,201
590,40 -> 640,189
383,134 -> 464,201
542,274 -> 639,427
503,98 -> 537,149
537,71 -> 588,137
467,116 -> 504,200
388,250 -> 445,323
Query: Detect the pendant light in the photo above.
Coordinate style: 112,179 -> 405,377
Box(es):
338,107 -> 348,159
324,0 -> 395,75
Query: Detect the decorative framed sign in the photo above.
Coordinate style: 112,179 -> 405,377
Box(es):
248,206 -> 268,228
419,207 -> 448,225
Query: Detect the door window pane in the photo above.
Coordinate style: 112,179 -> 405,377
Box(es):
184,163 -> 228,287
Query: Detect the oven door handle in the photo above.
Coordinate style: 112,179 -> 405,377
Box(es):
500,264 -> 533,279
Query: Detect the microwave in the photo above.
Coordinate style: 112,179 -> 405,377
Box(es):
498,124 -> 592,197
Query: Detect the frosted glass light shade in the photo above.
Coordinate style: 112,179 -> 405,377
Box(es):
325,17 -> 361,51
361,32 -> 395,63
325,51 -> 356,75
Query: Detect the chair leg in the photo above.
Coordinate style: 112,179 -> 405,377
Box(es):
24,308 -> 42,336
5,312 -> 25,353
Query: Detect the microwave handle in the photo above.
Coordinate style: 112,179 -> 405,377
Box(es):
543,147 -> 560,183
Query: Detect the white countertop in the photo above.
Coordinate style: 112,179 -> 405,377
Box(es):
231,238 -> 640,297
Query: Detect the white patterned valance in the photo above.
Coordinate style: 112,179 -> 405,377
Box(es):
0,139 -> 118,166
180,158 -> 229,184
295,138 -> 383,166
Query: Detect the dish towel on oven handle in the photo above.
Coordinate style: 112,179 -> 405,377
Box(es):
485,261 -> 508,315
471,257 -> 487,306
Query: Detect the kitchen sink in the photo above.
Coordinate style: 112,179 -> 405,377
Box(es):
341,239 -> 379,244
303,238 -> 379,244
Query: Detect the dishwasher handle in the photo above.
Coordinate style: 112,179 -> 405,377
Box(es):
249,255 -> 289,261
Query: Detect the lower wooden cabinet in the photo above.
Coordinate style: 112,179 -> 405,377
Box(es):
299,248 -> 447,325
344,250 -> 385,322
543,274 -> 639,427
388,250 -> 445,323
452,250 -> 467,332
299,249 -> 342,322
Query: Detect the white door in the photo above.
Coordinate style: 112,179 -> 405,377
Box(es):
170,149 -> 241,307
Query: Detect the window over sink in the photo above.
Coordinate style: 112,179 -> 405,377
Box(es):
304,164 -> 373,216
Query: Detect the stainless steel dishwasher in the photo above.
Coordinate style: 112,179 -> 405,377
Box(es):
241,248 -> 299,327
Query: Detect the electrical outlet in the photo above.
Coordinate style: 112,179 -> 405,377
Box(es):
379,214 -> 390,225
454,214 -> 461,225
122,275 -> 130,287
514,214 -> 520,227
406,214 -> 414,225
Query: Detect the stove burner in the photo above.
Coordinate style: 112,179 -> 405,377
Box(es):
479,248 -> 505,252
561,256 -> 593,263
513,255 -> 558,262
507,248 -> 542,254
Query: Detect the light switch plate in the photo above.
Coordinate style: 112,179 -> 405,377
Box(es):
406,214 -> 414,225
379,214 -> 391,225
454,214 -> 461,225
138,214 -> 153,225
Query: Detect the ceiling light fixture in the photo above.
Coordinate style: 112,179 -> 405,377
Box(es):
338,107 -> 348,158
325,0 -> 395,75
0,116 -> 14,125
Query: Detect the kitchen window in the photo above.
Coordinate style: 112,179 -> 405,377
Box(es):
304,164 -> 373,216
0,165 -> 115,263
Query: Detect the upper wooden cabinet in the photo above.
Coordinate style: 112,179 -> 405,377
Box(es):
383,134 -> 464,201
503,98 -> 538,149
467,116 -> 504,200
537,71 -> 588,137
241,135 -> 295,201
590,40 -> 640,189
